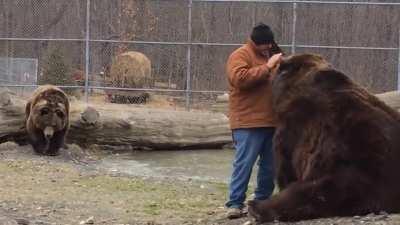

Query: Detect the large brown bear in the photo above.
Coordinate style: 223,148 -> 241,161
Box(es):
248,54 -> 400,222
25,85 -> 70,156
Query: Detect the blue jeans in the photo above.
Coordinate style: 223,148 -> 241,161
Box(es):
225,127 -> 275,209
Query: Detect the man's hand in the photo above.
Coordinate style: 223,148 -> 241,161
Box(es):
266,53 -> 282,80
266,53 -> 283,70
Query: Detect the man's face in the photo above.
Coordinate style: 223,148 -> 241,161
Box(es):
255,43 -> 272,57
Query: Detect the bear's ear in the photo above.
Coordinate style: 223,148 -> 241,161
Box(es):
313,69 -> 351,90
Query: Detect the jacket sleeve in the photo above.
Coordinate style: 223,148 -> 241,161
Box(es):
226,51 -> 270,90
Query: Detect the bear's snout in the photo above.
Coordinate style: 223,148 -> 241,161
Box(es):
43,126 -> 54,140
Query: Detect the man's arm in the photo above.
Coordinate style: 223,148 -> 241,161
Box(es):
227,52 -> 282,90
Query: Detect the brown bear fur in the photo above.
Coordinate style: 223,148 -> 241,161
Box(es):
25,85 -> 70,156
248,54 -> 400,222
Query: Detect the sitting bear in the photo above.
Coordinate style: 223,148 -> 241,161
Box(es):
25,85 -> 70,156
248,54 -> 400,222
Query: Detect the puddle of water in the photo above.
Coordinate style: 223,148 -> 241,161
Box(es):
97,149 -> 236,183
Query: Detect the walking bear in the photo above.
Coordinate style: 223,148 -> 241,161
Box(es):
25,85 -> 70,156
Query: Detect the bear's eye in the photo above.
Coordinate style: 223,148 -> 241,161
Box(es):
56,110 -> 65,119
278,63 -> 290,72
278,67 -> 291,77
40,108 -> 49,116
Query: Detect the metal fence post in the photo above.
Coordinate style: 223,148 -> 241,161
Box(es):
84,0 -> 91,103
398,29 -> 400,91
186,0 -> 193,110
291,0 -> 297,54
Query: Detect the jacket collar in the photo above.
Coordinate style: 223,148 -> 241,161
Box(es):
247,39 -> 258,51
246,39 -> 268,59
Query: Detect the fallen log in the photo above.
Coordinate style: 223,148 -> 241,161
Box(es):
1,90 -> 399,150
0,90 -> 232,150
376,91 -> 400,110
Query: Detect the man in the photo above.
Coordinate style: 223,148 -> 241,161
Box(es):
225,23 -> 283,219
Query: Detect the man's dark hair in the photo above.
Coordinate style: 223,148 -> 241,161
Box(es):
251,23 -> 284,55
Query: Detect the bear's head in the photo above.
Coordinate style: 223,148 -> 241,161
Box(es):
271,53 -> 352,118
29,94 -> 68,141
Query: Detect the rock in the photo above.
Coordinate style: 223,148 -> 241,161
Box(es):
216,93 -> 229,103
79,216 -> 94,224
222,143 -> 234,150
15,218 -> 29,225
0,91 -> 12,106
68,96 -> 78,102
80,107 -> 100,125
243,221 -> 253,225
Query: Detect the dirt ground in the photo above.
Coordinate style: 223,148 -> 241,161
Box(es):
0,142 -> 399,225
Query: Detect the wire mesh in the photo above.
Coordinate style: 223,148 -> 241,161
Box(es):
0,0 -> 399,110
89,0 -> 188,42
0,40 -> 86,98
296,47 -> 398,93
0,0 -> 86,39
295,3 -> 400,47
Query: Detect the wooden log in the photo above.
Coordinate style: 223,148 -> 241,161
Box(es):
0,91 -> 232,150
0,90 -> 28,144
376,91 -> 400,110
1,90 -> 399,150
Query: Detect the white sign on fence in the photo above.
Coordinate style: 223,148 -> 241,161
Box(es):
0,57 -> 38,85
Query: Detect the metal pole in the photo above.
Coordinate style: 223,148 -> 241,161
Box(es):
398,29 -> 400,90
84,0 -> 91,103
0,37 -> 396,50
252,2 -> 256,26
186,0 -> 193,110
291,0 -> 297,54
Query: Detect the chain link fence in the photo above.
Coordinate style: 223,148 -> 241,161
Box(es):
0,0 -> 399,111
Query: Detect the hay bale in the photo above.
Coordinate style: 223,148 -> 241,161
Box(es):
109,51 -> 152,88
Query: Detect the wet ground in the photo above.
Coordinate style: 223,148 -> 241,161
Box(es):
0,142 -> 239,225
96,149 -> 236,183
0,142 -> 399,225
